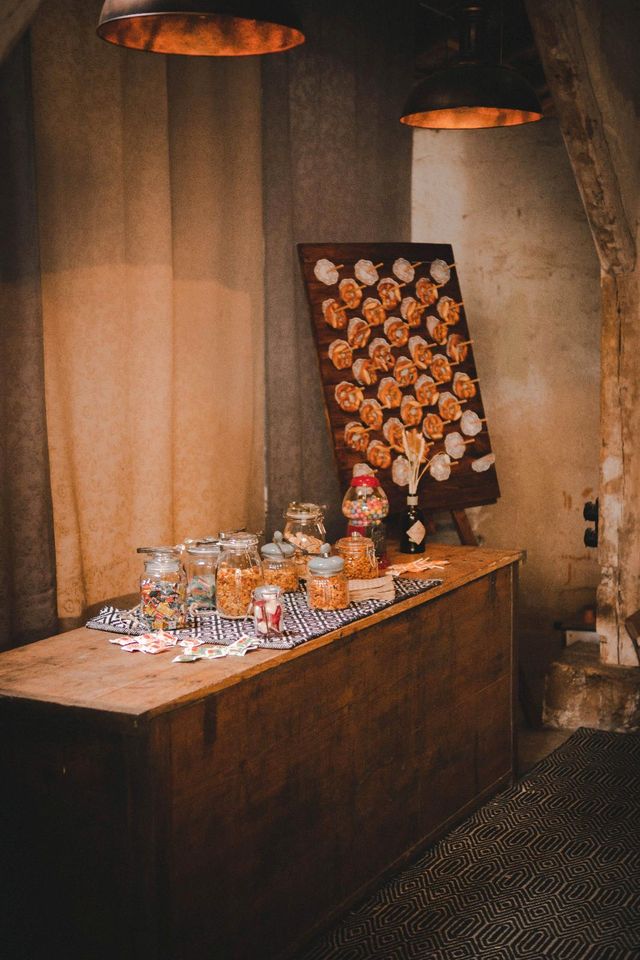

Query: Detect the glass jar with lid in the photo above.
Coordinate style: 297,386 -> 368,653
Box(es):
283,502 -> 326,579
335,533 -> 378,580
137,546 -> 186,630
260,531 -> 299,592
215,532 -> 263,619
307,545 -> 349,611
185,541 -> 220,615
253,584 -> 285,638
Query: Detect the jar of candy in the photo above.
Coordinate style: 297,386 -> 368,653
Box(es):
261,531 -> 299,592
307,545 -> 349,611
138,546 -> 186,630
283,502 -> 326,579
335,533 -> 378,580
342,464 -> 389,566
215,533 -> 263,619
253,585 -> 285,638
185,542 -> 220,615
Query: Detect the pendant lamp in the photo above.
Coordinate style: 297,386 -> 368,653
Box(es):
97,1 -> 305,56
401,1 -> 542,129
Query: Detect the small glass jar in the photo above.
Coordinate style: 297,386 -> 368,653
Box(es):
185,542 -> 220,615
307,545 -> 349,611
138,546 -> 186,630
261,531 -> 299,592
283,502 -> 327,580
253,584 -> 285,638
335,533 -> 378,580
215,533 -> 263,619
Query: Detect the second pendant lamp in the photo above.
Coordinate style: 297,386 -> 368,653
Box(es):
97,1 -> 305,56
401,1 -> 542,130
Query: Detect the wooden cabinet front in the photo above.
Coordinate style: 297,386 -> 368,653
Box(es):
0,548 -> 517,960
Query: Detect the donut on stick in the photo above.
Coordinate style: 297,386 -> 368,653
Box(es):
322,298 -> 348,329
347,317 -> 371,349
339,277 -> 363,309
446,334 -> 473,363
314,258 -> 344,285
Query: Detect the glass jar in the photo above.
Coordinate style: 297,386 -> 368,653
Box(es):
185,542 -> 220,615
335,533 -> 378,580
307,545 -> 349,611
342,464 -> 389,566
261,531 -> 299,592
138,546 -> 186,630
215,533 -> 263,619
283,502 -> 326,580
252,584 -> 285,638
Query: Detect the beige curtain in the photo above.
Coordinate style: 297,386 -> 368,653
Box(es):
30,0 -> 264,625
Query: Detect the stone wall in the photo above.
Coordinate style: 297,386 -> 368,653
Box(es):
412,118 -> 601,642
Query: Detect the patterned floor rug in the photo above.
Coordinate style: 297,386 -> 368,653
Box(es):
298,728 -> 640,960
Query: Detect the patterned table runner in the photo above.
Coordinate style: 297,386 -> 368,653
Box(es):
86,576 -> 442,650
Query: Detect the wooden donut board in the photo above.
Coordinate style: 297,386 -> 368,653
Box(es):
298,242 -> 500,516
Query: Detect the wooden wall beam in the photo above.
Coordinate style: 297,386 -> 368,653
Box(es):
527,0 -> 639,666
525,0 -> 635,275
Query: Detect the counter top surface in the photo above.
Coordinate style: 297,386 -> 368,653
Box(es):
0,544 -> 521,721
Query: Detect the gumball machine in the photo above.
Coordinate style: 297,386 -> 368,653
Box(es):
341,463 -> 389,567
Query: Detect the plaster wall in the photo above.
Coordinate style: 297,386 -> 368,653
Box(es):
412,118 -> 600,639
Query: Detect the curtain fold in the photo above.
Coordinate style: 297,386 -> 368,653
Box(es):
30,0 -> 264,626
0,33 -> 58,649
0,0 -> 42,64
262,0 -> 414,539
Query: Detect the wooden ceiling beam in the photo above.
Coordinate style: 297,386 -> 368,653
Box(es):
525,0 -> 635,275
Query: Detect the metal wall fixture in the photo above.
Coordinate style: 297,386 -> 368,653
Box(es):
401,1 -> 543,129
97,1 -> 305,56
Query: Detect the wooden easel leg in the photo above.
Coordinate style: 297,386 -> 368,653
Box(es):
451,509 -> 478,546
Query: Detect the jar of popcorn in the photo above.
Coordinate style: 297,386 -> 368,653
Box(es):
260,531 -> 299,592
335,533 -> 378,580
215,533 -> 263,619
307,545 -> 349,611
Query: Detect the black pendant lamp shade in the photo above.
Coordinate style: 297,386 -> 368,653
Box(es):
97,0 -> 305,56
401,2 -> 543,129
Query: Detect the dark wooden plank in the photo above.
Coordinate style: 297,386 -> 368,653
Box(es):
298,242 -> 500,514
164,568 -> 514,959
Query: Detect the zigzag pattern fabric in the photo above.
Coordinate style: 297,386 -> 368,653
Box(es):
299,728 -> 640,959
86,576 -> 442,650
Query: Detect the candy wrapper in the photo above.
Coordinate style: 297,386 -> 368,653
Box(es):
172,635 -> 260,663
110,630 -> 178,654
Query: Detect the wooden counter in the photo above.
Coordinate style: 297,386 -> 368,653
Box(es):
0,544 -> 520,960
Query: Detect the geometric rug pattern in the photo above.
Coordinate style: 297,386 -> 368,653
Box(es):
299,729 -> 640,960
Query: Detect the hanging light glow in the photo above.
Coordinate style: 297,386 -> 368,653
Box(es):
97,1 -> 305,56
401,1 -> 543,129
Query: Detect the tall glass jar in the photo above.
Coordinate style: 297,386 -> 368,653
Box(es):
335,533 -> 378,580
185,542 -> 220,615
342,464 -> 389,566
138,546 -> 186,630
307,545 -> 349,611
283,502 -> 326,580
261,531 -> 299,592
215,533 -> 263,619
